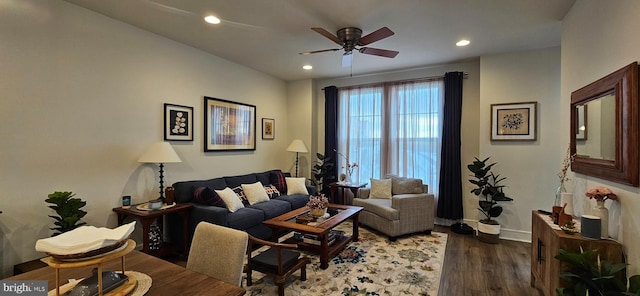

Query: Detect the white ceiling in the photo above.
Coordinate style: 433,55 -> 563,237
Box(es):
64,0 -> 576,81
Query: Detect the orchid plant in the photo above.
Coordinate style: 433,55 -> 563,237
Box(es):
306,194 -> 329,210
334,149 -> 358,178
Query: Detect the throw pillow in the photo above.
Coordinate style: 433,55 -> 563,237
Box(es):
269,171 -> 287,193
391,177 -> 424,194
285,177 -> 309,195
231,186 -> 249,205
263,184 -> 281,199
242,181 -> 270,205
215,187 -> 245,213
193,187 -> 226,208
370,178 -> 392,199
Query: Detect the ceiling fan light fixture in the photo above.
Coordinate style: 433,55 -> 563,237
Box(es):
204,15 -> 221,24
456,39 -> 470,47
302,65 -> 313,70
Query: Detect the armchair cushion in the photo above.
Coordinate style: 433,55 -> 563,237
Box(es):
352,198 -> 399,221
391,177 -> 424,194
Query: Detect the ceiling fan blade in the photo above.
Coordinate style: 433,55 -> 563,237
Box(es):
342,53 -> 353,68
311,28 -> 343,45
359,47 -> 399,58
357,27 -> 394,46
299,48 -> 342,55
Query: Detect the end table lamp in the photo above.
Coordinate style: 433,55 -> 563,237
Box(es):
138,142 -> 182,204
286,139 -> 308,177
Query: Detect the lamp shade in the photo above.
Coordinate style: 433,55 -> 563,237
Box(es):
138,142 -> 182,163
286,139 -> 308,153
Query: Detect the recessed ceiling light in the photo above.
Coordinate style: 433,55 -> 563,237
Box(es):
204,15 -> 221,24
456,39 -> 470,47
302,65 -> 313,70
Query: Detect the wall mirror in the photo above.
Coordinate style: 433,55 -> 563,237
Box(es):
570,62 -> 638,187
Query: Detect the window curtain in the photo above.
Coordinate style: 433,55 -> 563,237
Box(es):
386,80 -> 444,191
436,72 -> 464,220
324,86 -> 339,194
337,85 -> 384,182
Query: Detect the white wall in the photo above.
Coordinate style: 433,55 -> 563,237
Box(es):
562,0 -> 640,275
286,80 -> 314,179
0,0 -> 291,277
480,47 -> 562,241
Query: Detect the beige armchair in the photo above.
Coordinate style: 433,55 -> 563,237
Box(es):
352,177 -> 435,240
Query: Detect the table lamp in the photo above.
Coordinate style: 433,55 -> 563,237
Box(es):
138,142 -> 182,204
286,139 -> 308,177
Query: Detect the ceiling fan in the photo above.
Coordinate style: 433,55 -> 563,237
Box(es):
300,27 -> 399,67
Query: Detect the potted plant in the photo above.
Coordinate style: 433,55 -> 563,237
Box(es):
45,191 -> 87,236
555,248 -> 640,295
467,157 -> 513,243
306,194 -> 329,217
311,153 -> 336,195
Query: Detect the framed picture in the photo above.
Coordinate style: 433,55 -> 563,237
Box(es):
575,104 -> 588,140
262,118 -> 275,140
490,101 -> 537,141
164,103 -> 193,141
204,96 -> 256,151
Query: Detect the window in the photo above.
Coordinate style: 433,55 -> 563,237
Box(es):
337,79 -> 444,194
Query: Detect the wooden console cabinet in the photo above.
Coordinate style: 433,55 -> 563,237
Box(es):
531,211 -> 624,296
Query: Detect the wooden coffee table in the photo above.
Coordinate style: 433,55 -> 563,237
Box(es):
262,204 -> 363,269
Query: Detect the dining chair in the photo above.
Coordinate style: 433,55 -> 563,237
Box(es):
186,222 -> 248,286
245,235 -> 310,296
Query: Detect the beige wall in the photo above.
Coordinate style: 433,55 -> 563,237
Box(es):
562,0 -> 640,275
480,47 -> 562,241
0,0 -> 290,277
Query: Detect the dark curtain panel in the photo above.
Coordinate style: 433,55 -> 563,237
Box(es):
437,72 -> 464,220
323,86 -> 339,195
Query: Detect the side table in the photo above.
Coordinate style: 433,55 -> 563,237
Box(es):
329,182 -> 367,205
112,203 -> 192,258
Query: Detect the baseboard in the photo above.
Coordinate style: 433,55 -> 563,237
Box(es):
442,219 -> 532,243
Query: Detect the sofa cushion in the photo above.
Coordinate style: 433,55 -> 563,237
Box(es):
263,185 -> 281,199
193,187 -> 226,208
370,178 -> 392,199
231,186 -> 250,205
247,199 -> 291,220
391,177 -> 424,194
172,178 -> 228,203
242,182 -> 270,205
275,194 -> 309,209
270,171 -> 287,193
352,198 -> 399,221
224,174 -> 258,188
215,187 -> 245,213
285,177 -> 308,195
255,170 -> 274,186
226,207 -> 265,230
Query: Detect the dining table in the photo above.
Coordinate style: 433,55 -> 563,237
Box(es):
6,250 -> 246,296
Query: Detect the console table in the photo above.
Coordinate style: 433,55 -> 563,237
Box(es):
530,211 -> 624,296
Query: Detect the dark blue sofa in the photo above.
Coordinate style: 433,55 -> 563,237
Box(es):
167,169 -> 313,245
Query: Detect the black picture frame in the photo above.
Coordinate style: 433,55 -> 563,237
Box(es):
262,118 -> 275,140
164,103 -> 194,141
204,96 -> 256,151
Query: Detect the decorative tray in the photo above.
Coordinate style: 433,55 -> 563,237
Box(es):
135,202 -> 176,211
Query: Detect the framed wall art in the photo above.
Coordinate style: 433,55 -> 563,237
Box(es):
262,118 -> 275,140
490,101 -> 537,141
164,103 -> 193,141
204,96 -> 256,151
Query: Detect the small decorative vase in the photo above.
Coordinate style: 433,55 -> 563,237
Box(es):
555,182 -> 567,206
592,200 -> 609,238
310,207 -> 327,218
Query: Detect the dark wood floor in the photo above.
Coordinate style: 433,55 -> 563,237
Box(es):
435,224 -> 543,296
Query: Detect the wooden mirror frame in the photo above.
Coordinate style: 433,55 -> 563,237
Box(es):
570,62 -> 638,187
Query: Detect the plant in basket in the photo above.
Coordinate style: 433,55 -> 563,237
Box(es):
307,194 -> 329,217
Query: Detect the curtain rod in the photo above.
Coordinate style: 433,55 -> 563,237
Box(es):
321,72 -> 469,91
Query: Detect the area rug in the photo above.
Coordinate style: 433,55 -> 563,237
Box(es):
245,222 -> 447,296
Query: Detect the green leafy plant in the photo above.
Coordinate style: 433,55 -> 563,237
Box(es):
555,248 -> 640,296
467,157 -> 513,222
311,153 -> 336,195
45,191 -> 87,236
